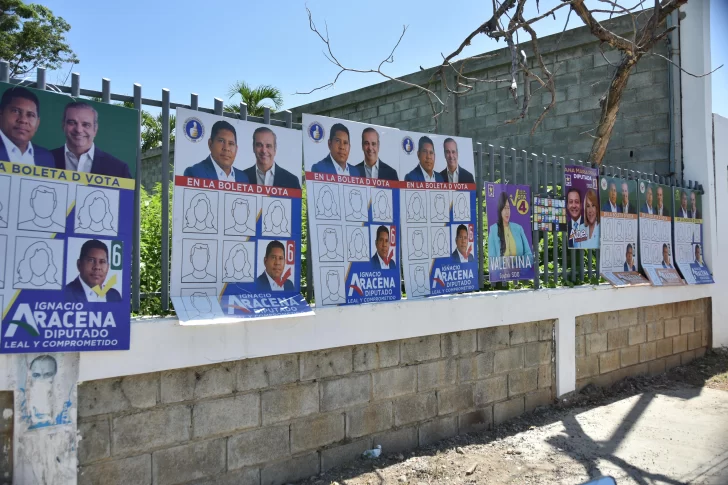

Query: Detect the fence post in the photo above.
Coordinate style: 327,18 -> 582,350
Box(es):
190,93 -> 199,110
161,89 -> 171,311
132,83 -> 143,312
541,153 -> 549,285
102,78 -> 111,103
71,73 -> 80,97
0,60 -> 8,82
214,98 -> 223,116
37,67 -> 46,90
531,153 -> 540,290
264,107 -> 271,124
476,142 -> 484,289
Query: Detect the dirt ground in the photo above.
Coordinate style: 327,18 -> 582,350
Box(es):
298,349 -> 728,485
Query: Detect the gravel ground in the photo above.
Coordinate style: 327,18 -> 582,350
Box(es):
296,349 -> 728,485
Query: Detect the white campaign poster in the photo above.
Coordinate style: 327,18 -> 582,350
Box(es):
638,180 -> 684,286
598,176 -> 649,287
170,108 -> 311,322
672,187 -> 714,284
302,114 -> 402,307
398,131 -> 478,298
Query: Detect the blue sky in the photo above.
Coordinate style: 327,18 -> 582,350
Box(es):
38,0 -> 727,117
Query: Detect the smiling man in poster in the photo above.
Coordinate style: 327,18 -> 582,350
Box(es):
52,102 -> 132,178
371,225 -> 396,270
183,120 -> 248,183
404,136 -> 444,183
452,224 -> 474,263
355,127 -> 399,181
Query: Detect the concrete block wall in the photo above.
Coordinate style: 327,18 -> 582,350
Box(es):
290,14 -> 673,176
76,321 -> 554,485
575,298 -> 711,390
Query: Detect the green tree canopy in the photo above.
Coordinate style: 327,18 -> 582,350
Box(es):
225,81 -> 283,117
0,0 -> 79,77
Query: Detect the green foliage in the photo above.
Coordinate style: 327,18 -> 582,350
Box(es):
141,112 -> 175,152
137,183 -> 173,316
108,99 -> 175,152
225,81 -> 283,117
0,0 -> 79,77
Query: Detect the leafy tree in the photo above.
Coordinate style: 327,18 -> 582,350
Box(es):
225,81 -> 283,117
0,0 -> 78,77
140,111 -> 175,152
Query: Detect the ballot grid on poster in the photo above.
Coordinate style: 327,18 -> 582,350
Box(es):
598,176 -> 649,287
0,164 -> 135,353
672,187 -> 714,284
486,184 -> 534,283
170,109 -> 311,322
398,131 -> 478,298
0,81 -> 138,354
303,114 -> 402,307
638,180 -> 684,286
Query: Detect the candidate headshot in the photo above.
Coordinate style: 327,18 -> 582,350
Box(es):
371,225 -> 396,270
311,123 -> 361,177
0,87 -> 54,167
184,120 -> 248,183
689,191 -> 701,219
440,138 -> 474,184
257,240 -> 293,291
602,182 -> 618,213
620,182 -> 635,214
679,190 -> 689,218
354,127 -> 398,181
695,244 -> 703,265
624,244 -> 636,272
661,243 -> 673,268
65,239 -> 121,302
452,224 -> 474,263
241,126 -> 300,189
51,101 -> 132,178
566,187 -> 582,248
641,186 -> 654,214
404,136 -> 443,182
655,185 -> 669,216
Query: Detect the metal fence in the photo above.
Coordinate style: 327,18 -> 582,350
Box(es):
0,64 -> 704,313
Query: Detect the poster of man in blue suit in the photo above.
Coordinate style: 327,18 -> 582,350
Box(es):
183,120 -> 248,183
311,122 -> 361,177
0,87 -> 54,167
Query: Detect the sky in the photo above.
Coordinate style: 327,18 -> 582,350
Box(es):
34,0 -> 728,117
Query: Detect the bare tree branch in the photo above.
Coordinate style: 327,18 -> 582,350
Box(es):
649,53 -> 724,78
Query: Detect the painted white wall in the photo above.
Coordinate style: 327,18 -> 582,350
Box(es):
0,283 -> 706,397
711,114 -> 728,346
681,1 -> 716,272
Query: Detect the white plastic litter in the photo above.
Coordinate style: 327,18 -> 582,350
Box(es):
362,444 -> 382,459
